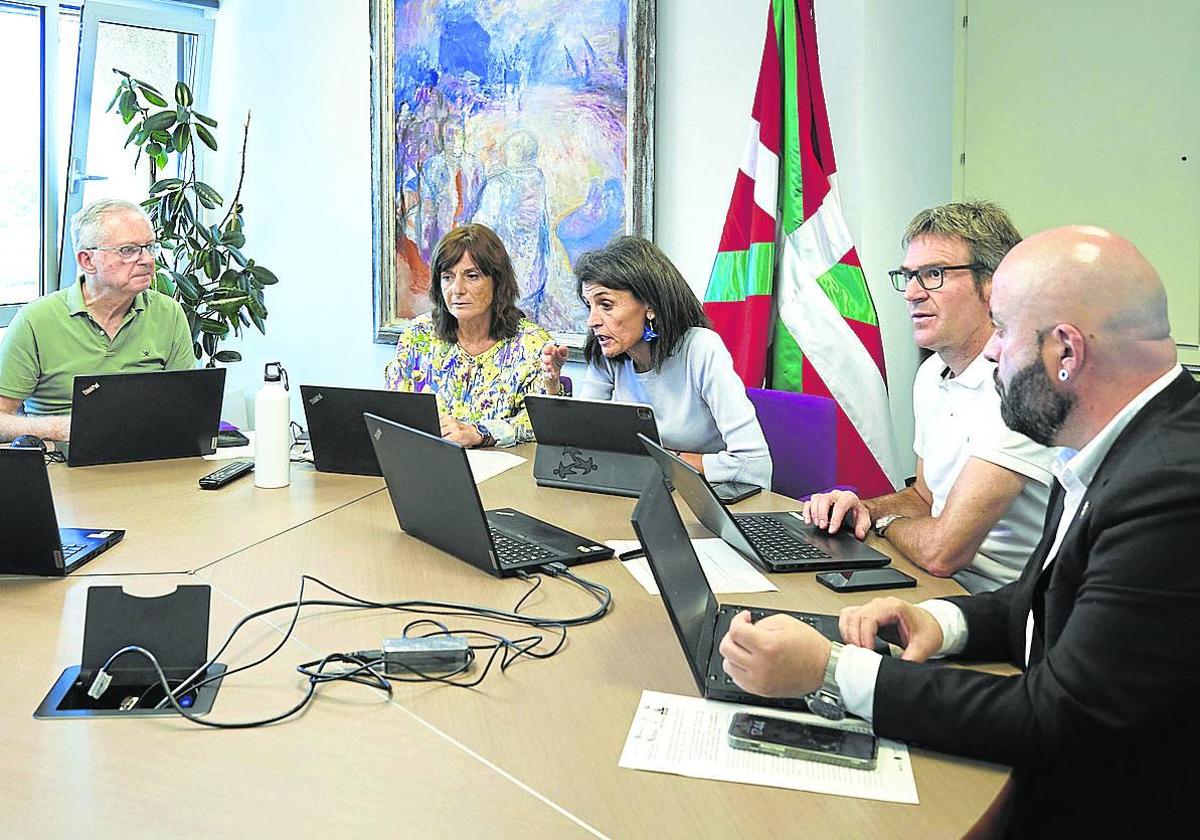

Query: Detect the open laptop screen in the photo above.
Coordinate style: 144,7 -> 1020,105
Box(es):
631,473 -> 719,693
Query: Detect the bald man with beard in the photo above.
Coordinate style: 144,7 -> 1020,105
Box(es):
717,226 -> 1199,837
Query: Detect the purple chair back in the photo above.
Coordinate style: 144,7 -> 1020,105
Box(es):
747,388 -> 837,500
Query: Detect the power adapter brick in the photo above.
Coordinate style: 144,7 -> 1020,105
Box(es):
379,636 -> 471,675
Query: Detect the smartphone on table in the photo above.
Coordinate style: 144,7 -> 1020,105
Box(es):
711,481 -> 762,504
727,712 -> 878,770
816,568 -> 917,593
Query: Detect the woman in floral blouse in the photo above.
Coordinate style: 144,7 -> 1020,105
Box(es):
384,224 -> 551,448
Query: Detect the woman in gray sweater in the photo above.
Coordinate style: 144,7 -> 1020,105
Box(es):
541,236 -> 772,490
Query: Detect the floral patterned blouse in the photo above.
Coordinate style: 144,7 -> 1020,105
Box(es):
383,313 -> 551,447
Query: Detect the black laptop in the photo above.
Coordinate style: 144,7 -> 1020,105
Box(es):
364,413 -> 614,578
640,435 -> 890,573
525,395 -> 660,497
631,473 -> 886,711
0,448 -> 124,575
62,368 -> 226,467
300,385 -> 439,476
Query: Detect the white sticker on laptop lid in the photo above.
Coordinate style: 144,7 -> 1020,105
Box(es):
87,531 -> 113,539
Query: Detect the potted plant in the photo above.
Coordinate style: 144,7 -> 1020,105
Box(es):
108,70 -> 279,366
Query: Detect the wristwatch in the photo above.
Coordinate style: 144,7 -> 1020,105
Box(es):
872,513 -> 907,538
474,423 -> 495,448
805,641 -> 845,720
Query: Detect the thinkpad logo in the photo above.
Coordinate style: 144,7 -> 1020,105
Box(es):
308,393 -> 324,405
373,427 -> 382,441
553,447 -> 597,479
82,383 -> 100,396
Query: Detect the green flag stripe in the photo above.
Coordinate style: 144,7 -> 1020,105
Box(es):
777,1 -> 804,236
706,242 -> 777,303
813,263 -> 878,326
769,313 -> 805,391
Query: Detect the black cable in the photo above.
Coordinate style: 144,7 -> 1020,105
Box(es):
156,569 -> 612,711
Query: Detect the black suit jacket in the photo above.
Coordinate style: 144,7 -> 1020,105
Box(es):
873,371 -> 1200,838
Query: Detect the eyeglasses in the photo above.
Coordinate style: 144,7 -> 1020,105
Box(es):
88,242 -> 162,262
888,263 -> 985,292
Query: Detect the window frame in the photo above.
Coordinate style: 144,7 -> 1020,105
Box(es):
0,0 -> 213,328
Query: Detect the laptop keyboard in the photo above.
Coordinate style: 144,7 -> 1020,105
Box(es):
718,607 -> 822,685
489,529 -> 555,568
734,514 -> 831,562
61,543 -> 87,559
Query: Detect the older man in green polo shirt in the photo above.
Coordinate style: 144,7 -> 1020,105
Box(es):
0,198 -> 195,442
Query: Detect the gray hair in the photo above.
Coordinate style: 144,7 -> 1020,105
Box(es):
902,200 -> 1021,290
70,198 -> 153,251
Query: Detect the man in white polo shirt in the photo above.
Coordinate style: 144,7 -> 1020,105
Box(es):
718,225 -> 1198,837
803,201 -> 1056,593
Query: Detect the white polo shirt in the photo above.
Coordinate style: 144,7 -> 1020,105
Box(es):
912,352 -> 1058,592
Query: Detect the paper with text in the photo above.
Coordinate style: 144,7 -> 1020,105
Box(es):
618,690 -> 917,804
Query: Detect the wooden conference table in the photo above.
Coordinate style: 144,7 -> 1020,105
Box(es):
0,448 -> 1009,839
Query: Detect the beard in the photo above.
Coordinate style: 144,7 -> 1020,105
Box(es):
994,362 -> 1075,447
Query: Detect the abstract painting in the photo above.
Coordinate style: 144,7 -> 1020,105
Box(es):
370,0 -> 655,343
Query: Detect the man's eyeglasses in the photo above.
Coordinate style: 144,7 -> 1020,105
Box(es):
888,264 -> 985,292
88,242 -> 162,262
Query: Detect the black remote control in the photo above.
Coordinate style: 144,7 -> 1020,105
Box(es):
199,461 -> 254,489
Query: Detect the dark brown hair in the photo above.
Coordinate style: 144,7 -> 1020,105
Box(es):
575,236 -> 710,370
429,224 -> 524,341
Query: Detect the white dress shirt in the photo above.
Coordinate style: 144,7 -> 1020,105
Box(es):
837,364 -> 1184,721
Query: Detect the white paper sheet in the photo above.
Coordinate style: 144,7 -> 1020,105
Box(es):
203,430 -> 255,460
608,539 -> 778,595
618,690 -> 918,804
466,448 -> 526,484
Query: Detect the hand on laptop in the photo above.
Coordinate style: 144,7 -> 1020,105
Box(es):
439,414 -> 483,448
718,610 -> 830,698
540,342 -> 568,394
838,597 -> 943,663
803,489 -> 870,539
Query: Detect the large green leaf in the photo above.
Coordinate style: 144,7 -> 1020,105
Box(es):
250,311 -> 267,335
143,111 -> 177,132
124,121 -> 142,148
227,245 -> 248,267
132,78 -> 164,97
203,249 -> 222,279
199,317 -> 230,336
194,123 -> 218,151
172,123 -> 191,154
221,229 -> 246,248
194,112 -> 218,128
219,268 -> 240,288
195,182 -> 223,207
105,84 -> 124,114
213,350 -> 242,363
152,270 -> 175,296
174,271 -> 202,302
248,265 -> 279,285
140,86 -> 169,107
174,81 -> 193,107
149,178 -> 183,195
118,90 -> 137,123
209,295 -> 250,316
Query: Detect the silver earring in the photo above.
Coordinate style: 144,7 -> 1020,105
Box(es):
1058,368 -> 1069,381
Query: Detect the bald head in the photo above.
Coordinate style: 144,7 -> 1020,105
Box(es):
986,225 -> 1178,448
994,226 -> 1173,363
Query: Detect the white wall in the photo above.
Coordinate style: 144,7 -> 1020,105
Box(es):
206,0 -> 392,418
207,0 -> 955,475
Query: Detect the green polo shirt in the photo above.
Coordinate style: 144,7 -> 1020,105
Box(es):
0,280 -> 195,415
